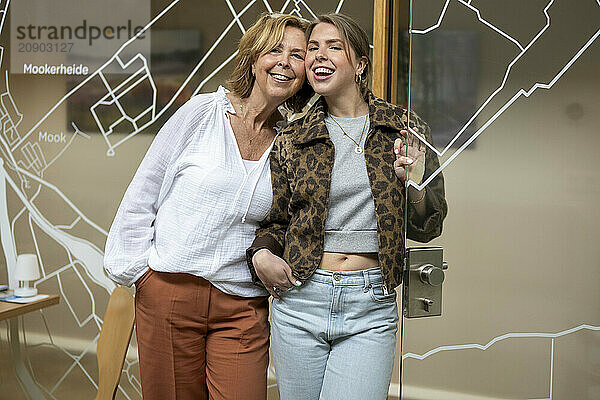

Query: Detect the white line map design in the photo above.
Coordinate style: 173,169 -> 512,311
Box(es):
403,324 -> 600,400
407,0 -> 600,191
0,0 -> 597,399
403,1 -> 600,399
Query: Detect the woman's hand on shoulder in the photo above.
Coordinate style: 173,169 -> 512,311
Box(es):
253,249 -> 301,299
394,130 -> 425,184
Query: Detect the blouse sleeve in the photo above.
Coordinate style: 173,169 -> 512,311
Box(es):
103,97 -> 206,286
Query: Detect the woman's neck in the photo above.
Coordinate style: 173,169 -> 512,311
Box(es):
231,87 -> 282,131
325,87 -> 368,118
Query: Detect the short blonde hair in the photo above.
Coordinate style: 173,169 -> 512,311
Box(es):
306,13 -> 371,99
227,13 -> 313,113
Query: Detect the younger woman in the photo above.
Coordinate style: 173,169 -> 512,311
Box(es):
247,13 -> 447,400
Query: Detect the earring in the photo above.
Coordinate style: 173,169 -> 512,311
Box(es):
355,72 -> 362,84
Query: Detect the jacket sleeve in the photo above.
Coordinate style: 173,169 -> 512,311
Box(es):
246,134 -> 292,286
406,115 -> 448,243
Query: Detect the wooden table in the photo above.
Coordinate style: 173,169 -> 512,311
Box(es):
0,294 -> 60,320
0,294 -> 60,400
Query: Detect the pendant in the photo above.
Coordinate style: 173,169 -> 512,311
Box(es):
355,146 -> 363,154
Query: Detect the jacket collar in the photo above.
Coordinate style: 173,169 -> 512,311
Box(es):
292,91 -> 408,145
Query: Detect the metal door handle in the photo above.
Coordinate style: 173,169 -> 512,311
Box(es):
418,264 -> 445,286
403,247 -> 448,318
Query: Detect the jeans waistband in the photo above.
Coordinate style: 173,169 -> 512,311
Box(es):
311,267 -> 383,287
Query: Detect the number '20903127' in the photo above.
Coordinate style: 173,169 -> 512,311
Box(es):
18,42 -> 74,53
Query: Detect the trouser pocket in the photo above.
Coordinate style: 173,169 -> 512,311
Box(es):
134,268 -> 153,291
369,284 -> 397,303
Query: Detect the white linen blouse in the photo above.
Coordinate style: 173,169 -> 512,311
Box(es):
104,87 -> 272,297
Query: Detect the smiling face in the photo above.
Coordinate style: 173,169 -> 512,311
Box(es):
251,26 -> 307,105
305,22 -> 366,100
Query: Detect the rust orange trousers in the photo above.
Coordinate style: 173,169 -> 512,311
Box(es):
134,270 -> 269,400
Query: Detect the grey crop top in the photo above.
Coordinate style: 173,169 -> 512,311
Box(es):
323,114 -> 379,254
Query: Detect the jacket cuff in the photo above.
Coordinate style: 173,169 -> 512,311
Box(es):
407,188 -> 446,242
246,235 -> 284,288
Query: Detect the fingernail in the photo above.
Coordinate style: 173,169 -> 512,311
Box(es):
407,158 -> 414,163
295,281 -> 301,286
394,148 -> 399,154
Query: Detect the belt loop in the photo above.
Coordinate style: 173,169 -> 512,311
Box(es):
362,269 -> 371,292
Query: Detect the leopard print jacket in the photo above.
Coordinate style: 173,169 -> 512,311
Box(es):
247,92 -> 447,292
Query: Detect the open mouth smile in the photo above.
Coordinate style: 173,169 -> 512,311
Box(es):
269,72 -> 294,82
312,66 -> 335,80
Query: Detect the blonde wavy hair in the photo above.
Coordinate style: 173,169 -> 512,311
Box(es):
227,13 -> 313,113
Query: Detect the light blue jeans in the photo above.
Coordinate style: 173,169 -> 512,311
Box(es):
271,268 -> 399,400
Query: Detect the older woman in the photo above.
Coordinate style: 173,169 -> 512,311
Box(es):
247,13 -> 447,400
104,13 -> 311,400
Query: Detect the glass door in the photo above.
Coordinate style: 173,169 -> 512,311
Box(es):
398,1 -> 600,399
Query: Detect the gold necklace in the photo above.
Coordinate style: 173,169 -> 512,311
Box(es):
329,114 -> 369,154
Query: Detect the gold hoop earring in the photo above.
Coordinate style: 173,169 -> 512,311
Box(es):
355,73 -> 361,84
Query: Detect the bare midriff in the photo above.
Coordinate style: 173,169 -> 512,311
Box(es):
319,252 -> 379,271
